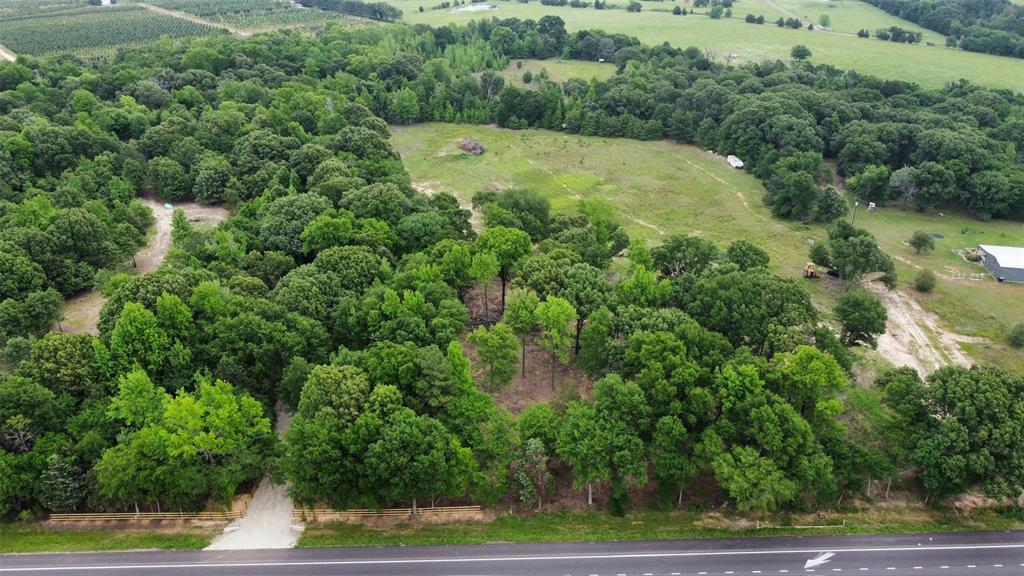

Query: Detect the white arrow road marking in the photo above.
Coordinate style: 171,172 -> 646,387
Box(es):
805,553 -> 835,569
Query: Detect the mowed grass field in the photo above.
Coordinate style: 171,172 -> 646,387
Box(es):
391,124 -> 1024,372
392,0 -> 1024,92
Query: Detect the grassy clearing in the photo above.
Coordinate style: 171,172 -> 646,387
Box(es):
299,508 -> 1024,547
392,123 -> 818,277
848,202 -> 1024,372
391,123 -> 1024,373
392,0 -> 1024,92
0,525 -> 212,554
501,58 -> 617,84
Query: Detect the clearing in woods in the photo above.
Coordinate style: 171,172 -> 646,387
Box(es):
500,59 -> 617,85
388,0 -> 1024,92
58,197 -> 229,335
391,123 -> 1024,375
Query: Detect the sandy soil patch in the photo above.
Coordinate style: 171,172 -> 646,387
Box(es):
868,285 -> 982,375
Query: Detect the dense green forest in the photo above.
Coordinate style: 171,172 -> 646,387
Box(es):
864,0 -> 1024,58
1,20 -> 1023,519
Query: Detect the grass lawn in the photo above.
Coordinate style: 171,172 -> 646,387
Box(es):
391,123 -> 1024,373
0,525 -> 213,554
500,58 -> 617,84
298,508 -> 1024,548
391,0 -> 1024,92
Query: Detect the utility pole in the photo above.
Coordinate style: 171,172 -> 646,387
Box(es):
850,200 -> 860,226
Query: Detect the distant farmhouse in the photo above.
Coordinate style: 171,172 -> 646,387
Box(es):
979,245 -> 1024,283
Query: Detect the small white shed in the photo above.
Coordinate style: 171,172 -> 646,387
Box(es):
726,155 -> 744,169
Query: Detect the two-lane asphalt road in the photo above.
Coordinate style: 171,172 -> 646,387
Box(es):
3,530 -> 1022,575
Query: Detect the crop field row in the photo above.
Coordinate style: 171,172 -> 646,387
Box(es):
389,0 -> 1024,91
0,0 -> 84,19
0,4 -> 218,55
147,0 -> 353,30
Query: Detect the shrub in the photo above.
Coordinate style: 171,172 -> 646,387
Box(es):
908,230 -> 935,254
1009,323 -> 1024,348
914,269 -> 936,293
627,1 -> 641,11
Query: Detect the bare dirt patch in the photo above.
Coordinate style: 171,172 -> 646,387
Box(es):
57,197 -> 229,335
0,43 -> 16,62
868,285 -> 983,375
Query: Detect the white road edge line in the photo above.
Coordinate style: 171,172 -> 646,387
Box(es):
5,543 -> 1024,572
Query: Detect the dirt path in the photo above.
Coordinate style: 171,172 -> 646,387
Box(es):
206,407 -> 299,550
868,285 -> 981,375
0,43 -> 16,62
58,197 -> 229,335
138,3 -> 250,36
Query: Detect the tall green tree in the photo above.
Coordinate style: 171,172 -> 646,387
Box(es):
503,288 -> 540,376
534,296 -> 577,389
467,323 -> 520,389
476,227 -> 532,313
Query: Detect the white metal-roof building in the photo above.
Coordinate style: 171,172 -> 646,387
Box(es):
979,245 -> 1024,283
726,155 -> 744,169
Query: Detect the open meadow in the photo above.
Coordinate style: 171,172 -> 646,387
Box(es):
391,0 -> 1024,91
391,123 -> 1024,373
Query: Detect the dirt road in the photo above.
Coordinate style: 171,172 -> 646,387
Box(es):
205,407 -> 299,550
869,285 -> 981,375
58,197 -> 229,335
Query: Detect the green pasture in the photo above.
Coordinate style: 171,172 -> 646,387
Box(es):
391,124 -> 1024,372
391,0 -> 1024,92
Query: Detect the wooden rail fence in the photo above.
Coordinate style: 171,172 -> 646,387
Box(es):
49,511 -> 244,522
293,505 -> 482,522
49,497 -> 249,522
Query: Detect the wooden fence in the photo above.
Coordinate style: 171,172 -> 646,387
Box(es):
48,510 -> 244,522
293,505 -> 482,523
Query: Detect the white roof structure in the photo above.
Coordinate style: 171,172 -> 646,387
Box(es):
726,155 -> 744,169
979,245 -> 1024,269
